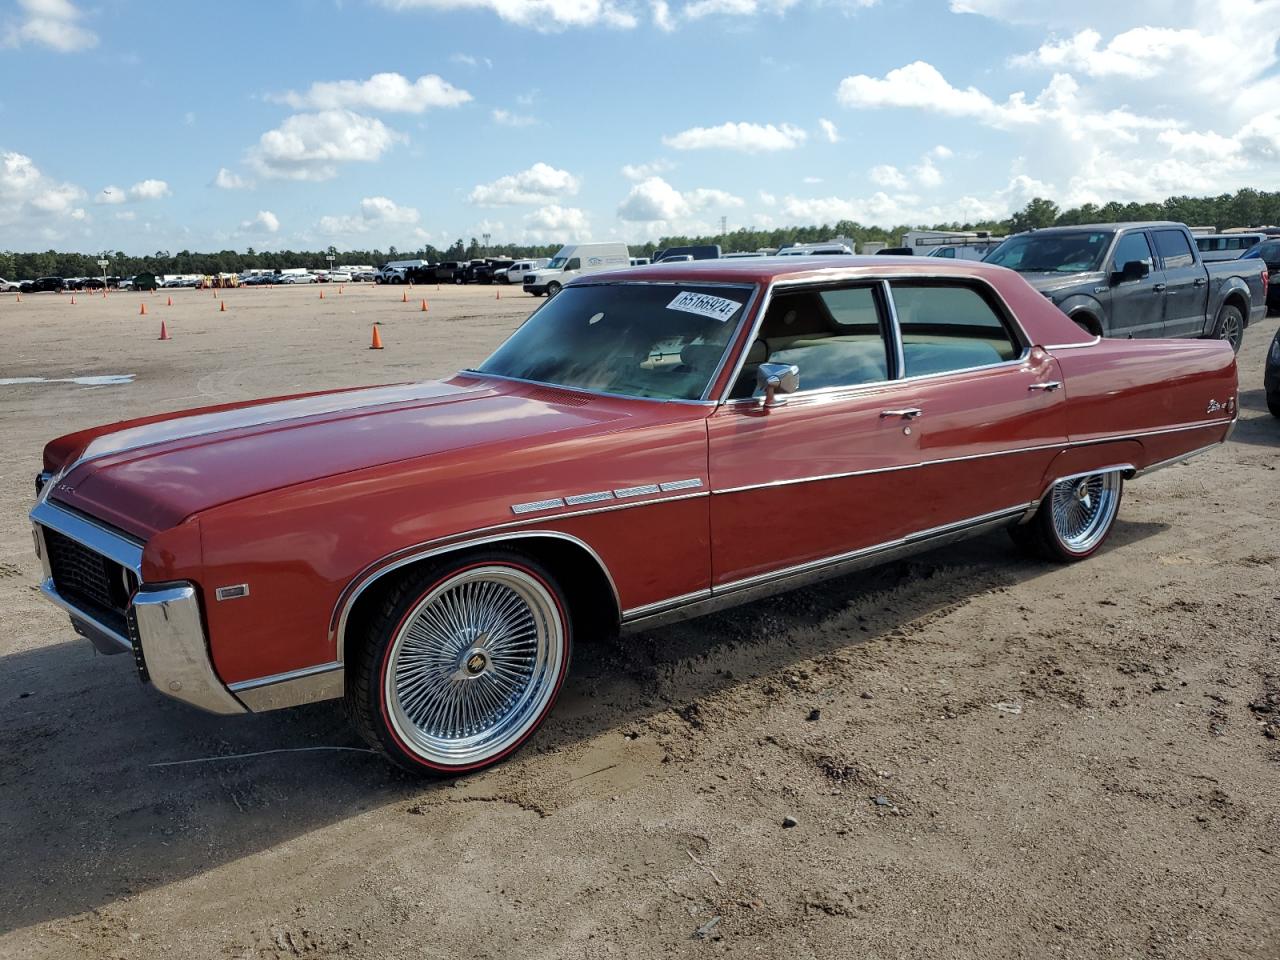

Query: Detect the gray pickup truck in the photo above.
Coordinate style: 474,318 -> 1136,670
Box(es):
983,221 -> 1268,352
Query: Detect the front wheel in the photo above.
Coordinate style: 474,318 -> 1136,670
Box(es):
1010,471 -> 1124,562
347,552 -> 572,775
546,281 -> 562,298
1213,304 -> 1244,353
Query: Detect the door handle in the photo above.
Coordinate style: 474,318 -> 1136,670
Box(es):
1193,278 -> 1207,287
880,408 -> 922,419
1028,381 -> 1062,392
1152,283 -> 1167,292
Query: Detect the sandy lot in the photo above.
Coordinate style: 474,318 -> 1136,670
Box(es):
0,283 -> 1277,960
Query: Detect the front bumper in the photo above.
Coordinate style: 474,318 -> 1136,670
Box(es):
31,499 -> 246,716
523,283 -> 549,295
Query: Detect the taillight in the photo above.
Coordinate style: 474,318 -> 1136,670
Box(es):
1263,266 -> 1270,301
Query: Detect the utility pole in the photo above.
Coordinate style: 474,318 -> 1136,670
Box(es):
720,216 -> 727,236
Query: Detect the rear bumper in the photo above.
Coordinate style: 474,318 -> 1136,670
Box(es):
31,499 -> 246,716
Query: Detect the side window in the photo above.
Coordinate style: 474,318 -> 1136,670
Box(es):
936,247 -> 956,258
891,283 -> 1020,377
565,257 -> 582,271
1112,231 -> 1154,272
1153,230 -> 1195,269
732,285 -> 890,397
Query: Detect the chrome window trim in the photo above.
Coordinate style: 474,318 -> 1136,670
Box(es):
1044,334 -> 1101,350
714,272 -> 1033,406
30,499 -> 143,574
464,279 -> 760,406
880,279 -> 906,378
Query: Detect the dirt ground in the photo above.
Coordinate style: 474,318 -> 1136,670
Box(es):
0,283 -> 1276,960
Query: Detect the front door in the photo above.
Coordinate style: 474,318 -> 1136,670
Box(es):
1107,230 -> 1166,338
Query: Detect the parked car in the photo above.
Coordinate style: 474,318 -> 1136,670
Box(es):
653,244 -> 721,263
983,222 -> 1268,352
471,258 -> 514,284
455,260 -> 488,284
27,277 -> 65,293
132,273 -> 159,292
0,277 -> 20,292
82,278 -> 107,290
1265,327 -> 1280,418
327,270 -> 353,284
434,261 -> 462,283
524,241 -> 630,297
28,258 -> 1238,775
497,259 -> 549,284
1195,232 -> 1268,262
353,271 -> 378,283
1240,239 -> 1280,313
929,241 -> 1002,261
279,273 -> 316,284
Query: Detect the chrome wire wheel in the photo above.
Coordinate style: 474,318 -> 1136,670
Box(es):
1049,472 -> 1122,554
383,565 -> 566,769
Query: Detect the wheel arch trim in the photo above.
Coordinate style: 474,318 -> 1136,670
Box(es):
331,529 -> 621,667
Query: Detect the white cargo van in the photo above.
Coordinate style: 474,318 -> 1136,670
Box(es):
523,242 -> 630,296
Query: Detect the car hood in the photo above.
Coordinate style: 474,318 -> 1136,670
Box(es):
46,377 -> 637,539
1014,270 -> 1107,298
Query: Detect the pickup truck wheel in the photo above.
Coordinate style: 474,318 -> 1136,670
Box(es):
1213,304 -> 1244,353
348,552 -> 571,775
1010,471 -> 1123,563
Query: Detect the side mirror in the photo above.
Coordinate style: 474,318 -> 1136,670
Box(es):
1111,259 -> 1150,284
756,362 -> 799,410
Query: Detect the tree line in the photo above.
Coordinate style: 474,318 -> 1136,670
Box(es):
2,188 -> 1277,281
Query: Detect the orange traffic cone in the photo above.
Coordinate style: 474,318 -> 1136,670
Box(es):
370,325 -> 384,350
158,320 -> 171,341
166,295 -> 172,306
401,289 -> 408,303
495,288 -> 500,300
339,286 -> 344,295
420,298 -> 428,312
140,302 -> 147,316
219,300 -> 226,312
15,294 -> 20,303
70,295 -> 76,305
319,289 -> 325,299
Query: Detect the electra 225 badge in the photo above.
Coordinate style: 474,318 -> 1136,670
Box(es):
1206,397 -> 1235,414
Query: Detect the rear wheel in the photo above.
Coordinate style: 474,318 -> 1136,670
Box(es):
1213,304 -> 1244,353
347,552 -> 571,775
1010,471 -> 1124,562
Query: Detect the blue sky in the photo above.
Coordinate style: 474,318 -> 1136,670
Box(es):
1,0 -> 1278,253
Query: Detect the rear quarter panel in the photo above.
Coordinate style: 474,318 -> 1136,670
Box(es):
1052,338 -> 1237,469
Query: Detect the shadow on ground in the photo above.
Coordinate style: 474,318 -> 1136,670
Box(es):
0,521 -> 1167,934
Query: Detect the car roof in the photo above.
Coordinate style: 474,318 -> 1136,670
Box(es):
584,255 -> 1015,285
1015,221 -> 1185,234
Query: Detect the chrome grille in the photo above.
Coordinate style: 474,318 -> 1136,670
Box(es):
42,526 -> 136,634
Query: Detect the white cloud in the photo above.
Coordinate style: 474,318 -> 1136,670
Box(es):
1156,128 -> 1242,158
213,167 -> 250,190
450,52 -> 492,68
4,0 -> 97,52
241,210 -> 280,234
248,110 -> 405,181
375,0 -> 638,31
95,179 -> 170,204
523,204 -> 590,240
818,118 -> 840,143
802,176 -> 823,185
869,164 -> 908,189
915,157 -> 943,188
617,176 -> 742,222
758,190 -> 777,207
652,0 -> 675,29
659,0 -> 879,27
274,72 -> 472,113
128,179 -> 170,200
663,121 -> 807,153
469,162 -> 580,205
492,108 -> 537,127
931,144 -> 953,159
0,150 -> 87,235
317,196 -> 422,236
621,159 -> 674,181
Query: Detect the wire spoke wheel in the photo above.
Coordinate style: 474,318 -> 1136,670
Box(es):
1049,472 -> 1122,554
383,565 -> 565,768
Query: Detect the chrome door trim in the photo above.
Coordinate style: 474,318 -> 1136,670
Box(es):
622,504 -> 1028,633
880,279 -> 905,377
621,588 -> 713,620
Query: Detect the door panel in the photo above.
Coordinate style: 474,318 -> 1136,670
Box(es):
1152,229 -> 1208,337
707,384 -> 924,586
1107,231 -> 1165,337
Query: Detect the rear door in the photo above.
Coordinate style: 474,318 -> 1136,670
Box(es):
1153,228 -> 1209,337
1107,230 -> 1166,338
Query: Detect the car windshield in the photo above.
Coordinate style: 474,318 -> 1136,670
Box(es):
474,282 -> 751,401
1243,241 -> 1280,261
985,231 -> 1112,273
546,256 -> 568,269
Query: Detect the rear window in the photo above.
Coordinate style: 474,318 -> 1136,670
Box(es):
1153,229 -> 1195,269
890,283 -> 1020,377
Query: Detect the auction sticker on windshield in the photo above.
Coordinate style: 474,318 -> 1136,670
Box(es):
667,291 -> 742,322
